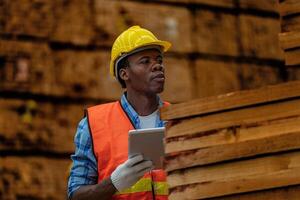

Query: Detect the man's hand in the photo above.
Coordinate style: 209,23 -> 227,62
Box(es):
111,154 -> 154,191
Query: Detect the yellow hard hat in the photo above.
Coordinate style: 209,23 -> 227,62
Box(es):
110,25 -> 171,78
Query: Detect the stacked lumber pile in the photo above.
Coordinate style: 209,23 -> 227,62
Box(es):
279,0 -> 300,66
161,80 -> 300,199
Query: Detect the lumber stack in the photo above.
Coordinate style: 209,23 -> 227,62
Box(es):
279,0 -> 300,66
161,80 -> 300,199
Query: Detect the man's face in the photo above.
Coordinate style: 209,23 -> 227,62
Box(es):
124,48 -> 165,95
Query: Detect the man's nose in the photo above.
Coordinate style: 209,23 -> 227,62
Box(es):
152,63 -> 164,72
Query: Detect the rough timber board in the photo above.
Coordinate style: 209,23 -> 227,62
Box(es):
93,0 -> 192,52
285,48 -> 300,66
281,14 -> 300,32
0,98 -> 86,153
207,184 -> 300,200
165,120 -> 300,172
166,98 -> 300,138
279,0 -> 300,17
168,151 -> 300,199
279,31 -> 300,50
161,80 -> 300,121
165,116 -> 300,154
0,157 -> 70,200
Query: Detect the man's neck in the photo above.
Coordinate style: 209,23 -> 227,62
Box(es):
125,90 -> 159,116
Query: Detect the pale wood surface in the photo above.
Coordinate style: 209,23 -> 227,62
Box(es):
279,31 -> 300,50
168,151 -> 300,199
161,81 -> 300,121
165,130 -> 300,172
285,48 -> 300,66
279,0 -> 300,16
165,117 -> 300,153
166,98 -> 300,138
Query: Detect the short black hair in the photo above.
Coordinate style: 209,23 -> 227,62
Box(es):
117,57 -> 129,88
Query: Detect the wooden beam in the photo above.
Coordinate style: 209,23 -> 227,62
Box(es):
165,130 -> 300,172
165,116 -> 300,154
161,81 -> 300,121
285,48 -> 300,66
166,99 -> 300,138
279,31 -> 300,50
168,151 -> 300,199
279,0 -> 300,17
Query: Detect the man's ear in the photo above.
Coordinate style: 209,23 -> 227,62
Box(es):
119,68 -> 129,82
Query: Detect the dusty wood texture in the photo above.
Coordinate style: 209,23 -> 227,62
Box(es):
207,185 -> 300,200
1,0 -> 54,37
149,0 -> 234,7
52,50 -> 122,100
166,98 -> 300,138
165,116 -> 300,153
0,40 -> 123,100
194,10 -> 239,56
0,40 -> 55,94
279,31 -> 300,50
281,14 -> 300,32
93,1 -> 192,52
192,60 -> 282,100
193,60 -> 240,98
284,48 -> 300,66
279,0 -> 300,17
0,157 -> 70,200
238,0 -> 278,12
0,98 -> 87,153
51,0 -> 95,45
161,57 -> 194,103
168,151 -> 300,199
164,117 -> 300,171
239,15 -> 284,59
161,80 -> 299,121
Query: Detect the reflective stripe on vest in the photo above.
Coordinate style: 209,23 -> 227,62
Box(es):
115,178 -> 168,196
87,101 -> 170,199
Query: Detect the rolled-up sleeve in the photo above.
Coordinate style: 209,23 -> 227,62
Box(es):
68,117 -> 98,199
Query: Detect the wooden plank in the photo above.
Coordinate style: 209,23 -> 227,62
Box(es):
279,0 -> 300,17
279,31 -> 300,50
285,48 -> 300,66
161,57 -> 194,103
168,151 -> 300,199
238,0 -> 278,13
51,0 -> 95,45
166,99 -> 300,138
207,185 -> 300,200
193,60 -> 240,98
165,120 -> 300,172
0,40 -> 55,94
93,1 -> 192,53
161,80 -> 300,121
0,157 -> 70,200
148,0 -> 234,8
165,116 -> 300,153
1,0 -> 54,37
52,50 -> 122,100
281,14 -> 300,32
239,15 -> 284,60
194,10 -> 239,56
0,98 -> 88,153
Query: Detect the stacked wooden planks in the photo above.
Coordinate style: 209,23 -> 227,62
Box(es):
279,0 -> 300,66
161,80 -> 300,199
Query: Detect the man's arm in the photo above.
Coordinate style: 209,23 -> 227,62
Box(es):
71,178 -> 116,200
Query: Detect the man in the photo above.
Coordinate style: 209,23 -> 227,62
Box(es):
68,25 -> 171,200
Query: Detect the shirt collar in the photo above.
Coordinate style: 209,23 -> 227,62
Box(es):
120,93 -> 165,129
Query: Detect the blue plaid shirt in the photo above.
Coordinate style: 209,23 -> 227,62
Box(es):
67,94 -> 165,198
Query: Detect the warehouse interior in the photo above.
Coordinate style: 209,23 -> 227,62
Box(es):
1,0 -> 300,199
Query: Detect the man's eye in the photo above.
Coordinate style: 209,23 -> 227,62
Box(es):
140,59 -> 150,64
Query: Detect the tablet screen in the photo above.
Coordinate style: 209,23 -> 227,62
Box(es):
128,127 -> 165,169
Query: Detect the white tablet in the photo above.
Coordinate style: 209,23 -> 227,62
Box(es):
128,127 -> 165,169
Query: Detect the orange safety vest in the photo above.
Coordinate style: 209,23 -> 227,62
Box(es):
86,101 -> 169,200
